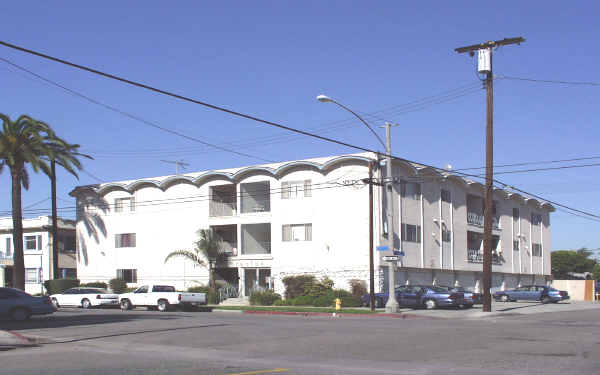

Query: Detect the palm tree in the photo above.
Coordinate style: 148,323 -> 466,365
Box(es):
0,114 -> 88,290
164,229 -> 226,289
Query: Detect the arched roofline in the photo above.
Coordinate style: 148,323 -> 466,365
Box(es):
322,155 -> 372,172
392,159 -> 418,176
97,183 -> 132,195
275,161 -> 323,177
232,166 -> 276,181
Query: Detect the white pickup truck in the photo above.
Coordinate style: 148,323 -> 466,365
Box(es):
119,284 -> 207,312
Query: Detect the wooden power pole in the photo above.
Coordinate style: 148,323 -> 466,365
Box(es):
51,159 -> 60,279
455,37 -> 525,312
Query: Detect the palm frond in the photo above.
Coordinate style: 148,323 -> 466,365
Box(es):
164,249 -> 206,267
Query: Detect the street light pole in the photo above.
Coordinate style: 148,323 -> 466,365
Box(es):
384,122 -> 399,313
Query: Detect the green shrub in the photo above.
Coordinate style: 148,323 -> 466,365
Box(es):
273,299 -> 289,306
333,288 -> 352,298
109,278 -> 128,293
187,286 -> 211,293
43,279 -> 80,295
80,282 -> 108,289
292,295 -> 315,306
313,295 -> 334,307
282,275 -> 316,299
305,276 -> 334,298
123,287 -> 138,293
340,296 -> 362,307
249,290 -> 282,306
188,286 -> 219,304
349,279 -> 367,298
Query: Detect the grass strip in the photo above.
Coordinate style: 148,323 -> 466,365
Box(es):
212,306 -> 378,314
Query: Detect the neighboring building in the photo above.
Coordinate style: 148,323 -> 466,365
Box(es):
70,152 -> 553,297
0,216 -> 77,295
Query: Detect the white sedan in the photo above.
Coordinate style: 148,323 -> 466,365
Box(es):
51,287 -> 119,309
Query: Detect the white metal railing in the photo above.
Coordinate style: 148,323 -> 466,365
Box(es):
467,212 -> 500,229
467,248 -> 502,264
0,251 -> 12,260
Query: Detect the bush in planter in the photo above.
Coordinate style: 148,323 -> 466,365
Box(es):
340,296 -> 362,307
291,295 -> 315,306
273,299 -> 291,306
187,285 -> 218,304
313,295 -> 334,307
249,290 -> 281,306
80,282 -> 108,289
43,279 -> 79,295
282,275 -> 316,299
109,278 -> 128,294
349,279 -> 367,298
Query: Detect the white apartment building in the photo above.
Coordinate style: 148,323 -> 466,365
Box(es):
0,216 -> 77,295
70,153 -> 553,297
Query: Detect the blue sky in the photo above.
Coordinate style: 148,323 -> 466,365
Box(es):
1,2 -> 598,252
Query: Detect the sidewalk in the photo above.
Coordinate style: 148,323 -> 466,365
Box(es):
0,330 -> 38,349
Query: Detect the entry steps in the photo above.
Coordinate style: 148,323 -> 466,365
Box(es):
219,297 -> 250,306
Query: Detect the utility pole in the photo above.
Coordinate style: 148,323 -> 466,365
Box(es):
384,122 -> 399,313
160,159 -> 190,175
455,37 -> 525,312
51,160 -> 59,279
368,160 -> 375,311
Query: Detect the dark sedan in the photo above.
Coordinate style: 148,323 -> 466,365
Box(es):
361,285 -> 466,310
493,285 -> 569,304
0,287 -> 56,321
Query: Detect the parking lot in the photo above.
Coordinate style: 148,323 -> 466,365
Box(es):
1,302 -> 600,375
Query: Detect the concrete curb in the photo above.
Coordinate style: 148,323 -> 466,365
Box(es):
239,310 -> 442,319
0,330 -> 38,348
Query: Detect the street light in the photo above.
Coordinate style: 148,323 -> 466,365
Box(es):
317,94 -> 399,313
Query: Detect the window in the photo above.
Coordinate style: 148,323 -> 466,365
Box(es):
152,285 -> 175,293
532,243 -> 542,257
115,233 -> 136,248
24,235 -> 42,250
400,182 -> 421,200
114,197 -> 135,213
441,189 -> 451,203
59,236 -> 76,253
117,269 -> 137,283
5,237 -> 11,256
281,180 -> 312,199
282,224 -> 312,241
513,240 -> 520,251
60,268 -> 77,278
442,229 -> 451,242
531,213 -> 542,225
25,268 -> 40,283
512,208 -> 519,220
401,224 -> 421,243
135,286 -> 148,293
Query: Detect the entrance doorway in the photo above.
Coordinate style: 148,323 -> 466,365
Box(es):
4,266 -> 13,288
244,268 -> 271,296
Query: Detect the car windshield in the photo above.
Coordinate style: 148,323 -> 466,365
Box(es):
428,286 -> 450,293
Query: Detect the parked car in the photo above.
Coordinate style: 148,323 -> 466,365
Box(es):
360,285 -> 466,310
50,287 -> 119,309
119,284 -> 207,312
493,285 -> 569,304
0,287 -> 56,321
439,286 -> 478,308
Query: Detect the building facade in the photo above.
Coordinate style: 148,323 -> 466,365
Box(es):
0,216 -> 77,295
70,153 -> 553,297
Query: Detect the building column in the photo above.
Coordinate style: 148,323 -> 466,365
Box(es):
0,266 -> 5,287
239,268 -> 245,298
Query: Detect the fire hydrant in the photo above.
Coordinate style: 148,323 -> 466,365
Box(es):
335,298 -> 342,311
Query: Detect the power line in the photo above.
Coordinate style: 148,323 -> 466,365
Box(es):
2,40 -> 598,222
0,57 -> 274,164
498,75 -> 600,87
453,156 -> 600,171
23,197 -> 51,210
491,163 -> 600,176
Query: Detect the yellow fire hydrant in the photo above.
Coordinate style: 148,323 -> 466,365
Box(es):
335,298 -> 342,311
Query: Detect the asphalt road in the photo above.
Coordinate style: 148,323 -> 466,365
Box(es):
1,306 -> 599,375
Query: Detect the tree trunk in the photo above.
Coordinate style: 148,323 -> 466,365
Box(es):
209,261 -> 215,290
10,167 -> 25,291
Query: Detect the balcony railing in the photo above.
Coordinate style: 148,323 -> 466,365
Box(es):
241,241 -> 271,255
209,201 -> 236,217
467,249 -> 503,264
0,252 -> 14,265
467,212 -> 500,230
220,242 -> 238,256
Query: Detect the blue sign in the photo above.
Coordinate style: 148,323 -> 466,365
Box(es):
394,250 -> 405,256
376,245 -> 389,251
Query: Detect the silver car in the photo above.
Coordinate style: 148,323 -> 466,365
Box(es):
0,287 -> 56,321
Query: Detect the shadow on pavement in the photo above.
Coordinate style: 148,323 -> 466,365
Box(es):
494,301 -> 570,312
0,311 -> 209,331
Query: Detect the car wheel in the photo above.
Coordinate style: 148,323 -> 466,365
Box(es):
81,299 -> 92,309
157,299 -> 169,312
120,299 -> 133,310
10,307 -> 31,321
541,296 -> 552,304
500,295 -> 509,302
423,299 -> 437,310
51,298 -> 60,308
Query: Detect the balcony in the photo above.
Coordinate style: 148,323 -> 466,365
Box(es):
241,223 -> 271,255
467,212 -> 500,230
210,185 -> 237,217
211,224 -> 238,256
0,252 -> 14,266
240,181 -> 270,214
467,249 -> 503,265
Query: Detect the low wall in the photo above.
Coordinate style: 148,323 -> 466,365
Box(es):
552,280 -> 595,301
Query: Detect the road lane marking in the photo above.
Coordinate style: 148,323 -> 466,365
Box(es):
224,368 -> 289,375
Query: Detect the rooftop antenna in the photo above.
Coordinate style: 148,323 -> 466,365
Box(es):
160,159 -> 190,175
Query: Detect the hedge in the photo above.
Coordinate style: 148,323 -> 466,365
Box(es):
44,279 -> 80,295
109,278 -> 128,294
80,282 -> 108,289
249,290 -> 281,306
